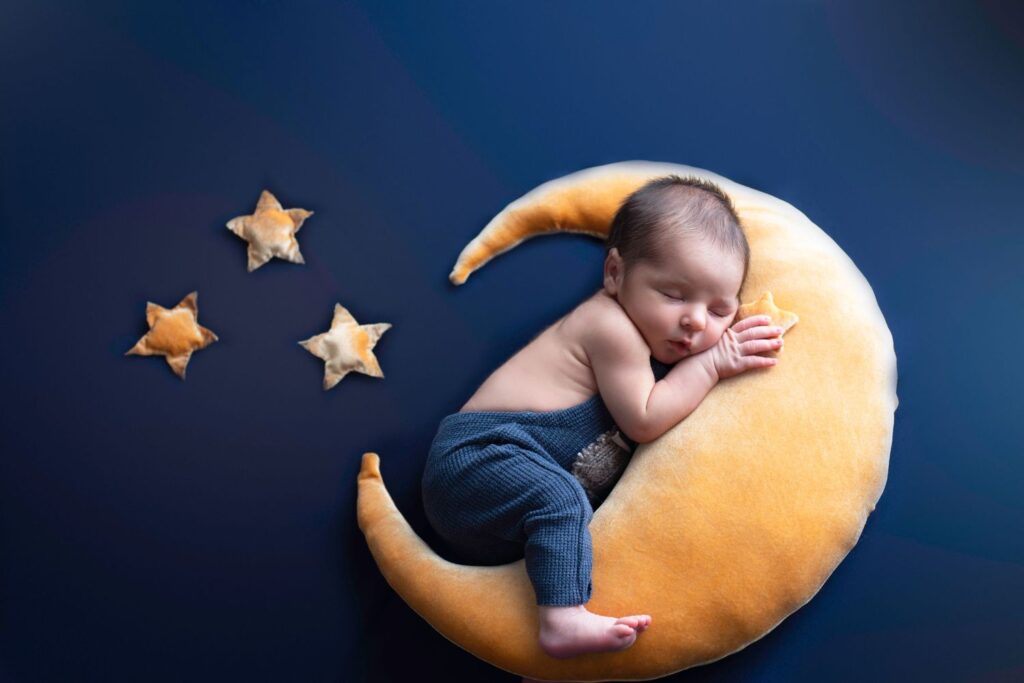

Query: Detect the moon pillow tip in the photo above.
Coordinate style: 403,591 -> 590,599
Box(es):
449,268 -> 468,286
359,452 -> 382,481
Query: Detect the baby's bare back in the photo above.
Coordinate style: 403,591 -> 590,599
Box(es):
459,290 -> 615,414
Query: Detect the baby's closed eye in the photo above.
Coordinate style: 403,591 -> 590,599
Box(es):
659,291 -> 729,317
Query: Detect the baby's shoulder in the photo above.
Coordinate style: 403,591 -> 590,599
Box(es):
563,290 -> 642,349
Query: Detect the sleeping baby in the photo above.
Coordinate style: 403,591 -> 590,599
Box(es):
421,175 -> 784,661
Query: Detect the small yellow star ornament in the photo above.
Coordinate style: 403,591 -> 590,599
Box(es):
227,190 -> 314,271
125,291 -> 218,379
299,304 -> 391,390
737,291 -> 799,356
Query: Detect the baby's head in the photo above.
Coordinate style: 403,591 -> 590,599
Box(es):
603,175 -> 750,365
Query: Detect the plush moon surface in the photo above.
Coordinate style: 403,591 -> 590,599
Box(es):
358,161 -> 897,680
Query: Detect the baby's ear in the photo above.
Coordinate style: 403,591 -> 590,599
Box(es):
603,249 -> 623,294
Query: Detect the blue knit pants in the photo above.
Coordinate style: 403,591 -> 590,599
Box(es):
421,395 -> 618,606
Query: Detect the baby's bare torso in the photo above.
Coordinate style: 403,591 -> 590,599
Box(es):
459,290 -> 618,414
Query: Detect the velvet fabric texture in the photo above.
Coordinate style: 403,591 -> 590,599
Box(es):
357,161 -> 897,681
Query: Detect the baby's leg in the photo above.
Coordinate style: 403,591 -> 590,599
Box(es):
424,441 -> 650,659
513,450 -> 652,658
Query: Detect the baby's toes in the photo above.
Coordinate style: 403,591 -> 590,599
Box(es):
616,615 -> 650,631
611,623 -> 638,641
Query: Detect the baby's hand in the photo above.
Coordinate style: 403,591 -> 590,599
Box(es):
703,315 -> 783,381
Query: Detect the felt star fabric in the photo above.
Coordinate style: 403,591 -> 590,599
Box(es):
299,304 -> 391,390
737,291 -> 799,356
227,190 -> 314,272
125,291 -> 218,379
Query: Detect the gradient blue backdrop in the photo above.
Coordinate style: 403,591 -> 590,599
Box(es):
2,1 -> 1022,681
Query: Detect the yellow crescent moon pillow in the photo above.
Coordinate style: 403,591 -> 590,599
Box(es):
358,161 -> 898,681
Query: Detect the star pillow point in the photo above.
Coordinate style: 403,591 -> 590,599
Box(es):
299,303 -> 391,390
737,291 -> 799,356
227,189 -> 314,272
126,291 -> 218,379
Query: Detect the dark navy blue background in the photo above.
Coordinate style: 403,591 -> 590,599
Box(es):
2,1 -> 1022,681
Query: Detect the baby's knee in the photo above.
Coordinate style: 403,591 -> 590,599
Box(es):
522,476 -> 593,529
540,471 -> 594,515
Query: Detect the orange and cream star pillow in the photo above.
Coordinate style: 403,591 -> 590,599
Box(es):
227,190 -> 314,272
299,303 -> 391,390
737,291 -> 799,357
125,291 -> 218,379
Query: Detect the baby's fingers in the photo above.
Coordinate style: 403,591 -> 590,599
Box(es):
747,354 -> 779,369
737,322 -> 784,344
732,315 -> 773,333
742,337 -> 784,355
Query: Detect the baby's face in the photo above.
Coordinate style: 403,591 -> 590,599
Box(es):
604,235 -> 744,365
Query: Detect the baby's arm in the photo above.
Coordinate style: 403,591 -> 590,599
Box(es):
582,309 -> 720,445
585,311 -> 784,443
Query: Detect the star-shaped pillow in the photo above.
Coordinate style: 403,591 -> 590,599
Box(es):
299,304 -> 391,390
737,291 -> 799,356
125,291 -> 218,379
227,190 -> 314,272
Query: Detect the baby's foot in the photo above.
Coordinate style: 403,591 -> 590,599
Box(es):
536,605 -> 652,659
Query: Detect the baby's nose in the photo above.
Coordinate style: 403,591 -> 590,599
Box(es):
682,310 -> 706,330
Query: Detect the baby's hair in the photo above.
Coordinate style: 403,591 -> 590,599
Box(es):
605,175 -> 751,287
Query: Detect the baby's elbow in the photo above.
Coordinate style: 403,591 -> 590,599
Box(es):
627,417 -> 676,445
624,423 -> 657,445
